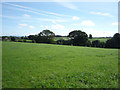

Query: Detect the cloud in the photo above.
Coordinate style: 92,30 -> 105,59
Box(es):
19,24 -> 28,27
81,20 -> 95,26
90,11 -> 113,17
82,28 -> 115,37
39,18 -> 68,23
18,23 -> 35,29
40,25 -> 49,29
72,16 -> 80,20
40,24 -> 65,31
3,3 -> 71,23
2,14 -> 68,24
55,0 -> 78,10
29,25 -> 35,29
23,14 -> 31,17
51,24 -> 65,30
112,22 -> 119,26
5,2 -> 69,17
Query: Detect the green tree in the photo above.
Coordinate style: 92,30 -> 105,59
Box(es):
92,40 -> 100,47
11,37 -> 16,42
105,33 -> 120,48
35,30 -> 55,43
68,30 -> 88,46
99,42 -> 105,48
28,35 -> 36,40
89,34 -> 92,39
86,40 -> 92,47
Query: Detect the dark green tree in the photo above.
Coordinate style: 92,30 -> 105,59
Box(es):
35,30 -> 55,43
92,40 -> 100,47
105,33 -> 120,48
86,40 -> 92,47
68,30 -> 88,46
89,34 -> 92,39
11,37 -> 16,41
28,35 -> 36,40
99,42 -> 105,48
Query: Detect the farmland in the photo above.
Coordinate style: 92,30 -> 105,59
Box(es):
2,41 -> 118,88
54,37 -> 110,42
89,38 -> 111,42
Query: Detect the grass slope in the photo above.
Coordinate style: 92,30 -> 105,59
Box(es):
2,42 -> 118,88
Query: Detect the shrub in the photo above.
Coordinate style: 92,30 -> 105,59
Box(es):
18,40 -> 22,42
11,37 -> 16,42
92,40 -> 100,47
23,39 -> 26,42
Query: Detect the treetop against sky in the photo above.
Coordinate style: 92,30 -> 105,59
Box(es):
1,1 -> 118,37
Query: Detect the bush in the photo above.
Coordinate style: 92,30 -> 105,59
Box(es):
23,39 -> 26,42
18,40 -> 22,42
63,40 -> 72,45
11,37 -> 16,42
57,39 -> 64,45
32,40 -> 36,43
105,33 -> 120,49
86,40 -> 92,47
99,42 -> 105,48
92,40 -> 100,47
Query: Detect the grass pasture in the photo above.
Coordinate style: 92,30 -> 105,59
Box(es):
54,37 -> 110,42
2,41 -> 118,88
54,37 -> 70,41
89,38 -> 111,42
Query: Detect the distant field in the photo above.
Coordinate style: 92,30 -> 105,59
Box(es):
54,37 -> 110,42
89,38 -> 111,42
3,42 -> 118,88
54,37 -> 70,41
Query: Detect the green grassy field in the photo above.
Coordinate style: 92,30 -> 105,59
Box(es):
2,41 -> 118,88
89,38 -> 110,42
54,37 -> 70,41
54,37 -> 110,42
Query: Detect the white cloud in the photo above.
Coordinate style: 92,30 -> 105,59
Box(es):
90,11 -> 113,17
55,0 -> 78,10
83,28 -> 115,37
40,18 -> 68,23
72,16 -> 80,20
18,24 -> 35,29
112,22 -> 119,26
2,14 -> 68,24
23,14 -> 31,17
40,25 -> 49,29
81,20 -> 95,26
19,24 -> 28,27
5,2 -> 69,17
29,25 -> 35,29
51,24 -> 65,30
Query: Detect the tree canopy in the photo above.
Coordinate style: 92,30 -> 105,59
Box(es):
68,30 -> 88,46
35,30 -> 55,43
38,30 -> 55,37
105,33 -> 120,48
89,34 -> 92,39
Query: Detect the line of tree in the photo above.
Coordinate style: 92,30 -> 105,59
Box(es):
28,30 -> 120,49
2,29 -> 120,49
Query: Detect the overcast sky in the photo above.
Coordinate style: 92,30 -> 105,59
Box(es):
1,1 -> 118,37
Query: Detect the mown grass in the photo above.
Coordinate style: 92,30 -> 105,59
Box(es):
2,41 -> 118,88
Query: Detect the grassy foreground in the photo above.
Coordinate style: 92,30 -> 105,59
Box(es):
2,42 -> 118,88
